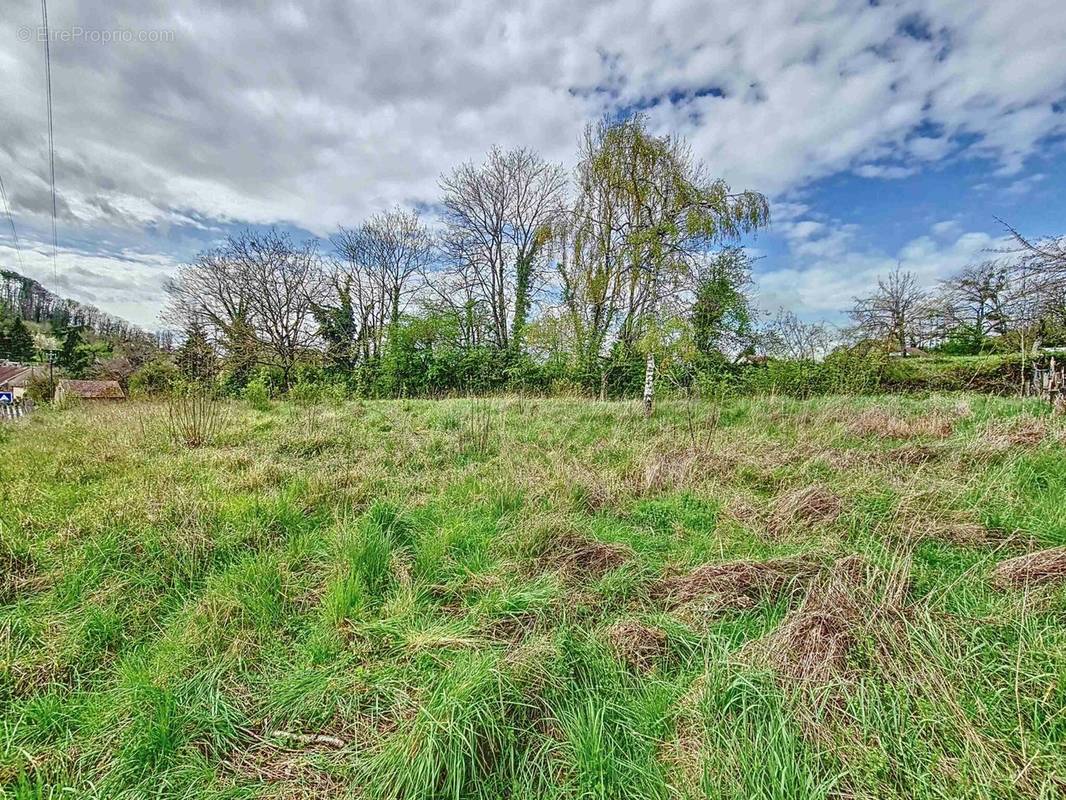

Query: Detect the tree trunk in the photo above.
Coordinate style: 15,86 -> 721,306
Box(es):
511,252 -> 532,351
642,352 -> 656,418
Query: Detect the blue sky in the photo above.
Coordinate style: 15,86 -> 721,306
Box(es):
0,0 -> 1064,329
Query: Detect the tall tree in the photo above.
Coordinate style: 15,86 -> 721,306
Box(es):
56,326 -> 93,377
762,310 -> 832,361
312,279 -> 361,371
559,115 -> 769,412
940,260 -> 1010,348
328,208 -> 433,359
175,321 -> 219,384
0,314 -> 35,362
849,266 -> 929,356
165,229 -> 325,388
690,248 -> 757,361
439,146 -> 567,350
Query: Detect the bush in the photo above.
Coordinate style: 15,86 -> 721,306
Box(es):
25,372 -> 57,403
288,379 -> 324,406
243,377 -> 272,410
166,391 -> 228,448
128,359 -> 180,398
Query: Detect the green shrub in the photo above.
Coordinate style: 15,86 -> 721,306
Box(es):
243,377 -> 271,410
128,359 -> 180,398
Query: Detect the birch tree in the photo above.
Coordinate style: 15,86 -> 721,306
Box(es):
559,115 -> 769,414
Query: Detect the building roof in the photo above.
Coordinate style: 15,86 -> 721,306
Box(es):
0,365 -> 45,387
57,379 -> 126,399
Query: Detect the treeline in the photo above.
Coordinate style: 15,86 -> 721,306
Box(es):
155,115 -> 1065,403
847,229 -> 1066,358
0,269 -> 154,342
162,115 -> 773,403
13,113 -> 1065,403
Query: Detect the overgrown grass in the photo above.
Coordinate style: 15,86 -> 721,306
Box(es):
1,394 -> 1064,799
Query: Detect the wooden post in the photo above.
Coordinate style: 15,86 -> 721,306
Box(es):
642,352 -> 656,418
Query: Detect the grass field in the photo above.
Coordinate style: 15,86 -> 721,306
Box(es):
1,394 -> 1064,799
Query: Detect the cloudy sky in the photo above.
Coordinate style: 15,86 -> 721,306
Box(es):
1,0 -> 1064,329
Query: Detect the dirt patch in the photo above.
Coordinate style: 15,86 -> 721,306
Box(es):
535,530 -> 632,580
745,555 -> 909,687
606,620 -> 669,670
991,546 -> 1066,589
769,485 -> 843,532
845,408 -> 955,440
655,556 -> 820,610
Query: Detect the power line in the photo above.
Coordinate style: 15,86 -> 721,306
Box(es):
41,0 -> 58,290
0,172 -> 27,274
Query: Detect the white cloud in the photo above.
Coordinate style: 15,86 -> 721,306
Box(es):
0,0 -> 1063,325
854,164 -> 921,180
756,222 -> 1008,320
931,219 -> 963,238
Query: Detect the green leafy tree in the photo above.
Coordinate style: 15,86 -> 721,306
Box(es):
56,326 -> 94,377
560,114 -> 770,412
128,359 -> 180,397
175,321 -> 218,384
690,248 -> 757,362
0,315 -> 36,362
312,280 -> 361,371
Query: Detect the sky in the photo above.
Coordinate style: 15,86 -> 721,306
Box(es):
0,0 -> 1064,330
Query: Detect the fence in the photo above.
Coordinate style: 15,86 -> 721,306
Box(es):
1029,357 -> 1065,411
0,398 -> 33,422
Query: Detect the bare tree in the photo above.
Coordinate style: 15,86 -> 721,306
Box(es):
849,266 -> 929,356
328,208 -> 433,358
763,309 -> 832,360
938,260 -> 1010,344
438,146 -> 567,350
999,221 -> 1066,355
164,229 -> 325,387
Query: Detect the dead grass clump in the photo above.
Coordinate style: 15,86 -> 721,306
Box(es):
535,530 -> 632,579
746,555 -> 909,687
0,548 -> 42,605
724,496 -> 765,527
223,739 -> 346,797
639,449 -> 698,494
990,546 -> 1066,589
549,458 -> 629,514
568,470 -> 626,513
980,416 -> 1050,451
606,620 -> 668,670
926,521 -> 1003,548
885,443 -> 944,467
845,407 -> 955,440
655,557 -> 820,609
769,485 -> 843,532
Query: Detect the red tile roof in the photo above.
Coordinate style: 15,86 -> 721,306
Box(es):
57,379 -> 126,399
0,365 -> 44,386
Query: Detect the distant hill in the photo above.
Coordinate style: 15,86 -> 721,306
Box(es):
0,268 -> 146,342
